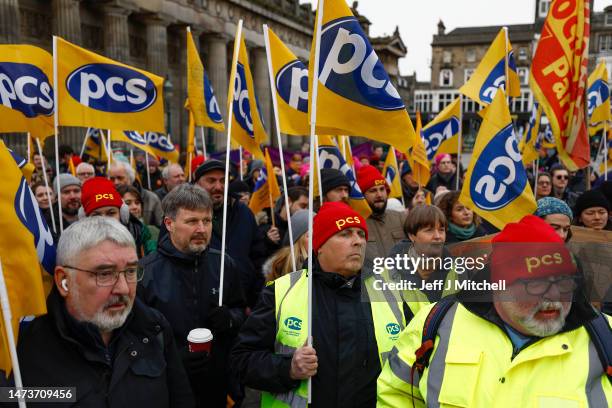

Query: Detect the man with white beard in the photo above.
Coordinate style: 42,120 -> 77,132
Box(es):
378,215 -> 612,407
18,217 -> 194,407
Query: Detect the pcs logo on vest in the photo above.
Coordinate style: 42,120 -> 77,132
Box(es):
385,323 -> 400,339
283,317 -> 302,336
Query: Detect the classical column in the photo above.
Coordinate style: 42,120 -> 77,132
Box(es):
252,47 -> 273,146
103,5 -> 130,63
52,0 -> 81,44
206,34 -> 229,148
0,0 -> 20,43
145,16 -> 169,77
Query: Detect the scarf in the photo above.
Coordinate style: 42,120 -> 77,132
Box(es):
448,222 -> 476,241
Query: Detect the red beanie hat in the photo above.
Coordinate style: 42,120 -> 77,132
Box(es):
356,165 -> 389,193
490,215 -> 576,286
81,177 -> 123,215
313,202 -> 368,252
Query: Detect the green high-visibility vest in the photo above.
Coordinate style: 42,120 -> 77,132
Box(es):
261,269 -> 405,408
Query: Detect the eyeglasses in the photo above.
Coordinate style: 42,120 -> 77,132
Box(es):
77,172 -> 94,177
515,276 -> 578,296
63,265 -> 143,287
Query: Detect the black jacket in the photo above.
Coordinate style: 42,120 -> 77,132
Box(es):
138,233 -> 247,406
426,171 -> 460,193
17,288 -> 194,408
210,198 -> 267,307
231,261 -> 394,408
257,208 -> 289,257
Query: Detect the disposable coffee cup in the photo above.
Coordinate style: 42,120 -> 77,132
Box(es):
187,328 -> 213,353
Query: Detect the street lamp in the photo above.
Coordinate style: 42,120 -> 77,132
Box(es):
163,75 -> 174,136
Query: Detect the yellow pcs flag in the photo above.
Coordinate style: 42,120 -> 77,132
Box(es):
227,27 -> 266,159
460,90 -> 536,230
309,0 -> 416,152
410,112 -> 431,187
0,140 -> 49,375
249,148 -> 281,214
587,61 -> 611,135
55,36 -> 165,132
382,147 -> 402,199
264,26 -> 310,136
459,28 -> 520,106
111,130 -> 179,163
519,103 -> 543,164
421,98 -> 461,161
0,45 -> 55,138
186,27 -> 225,131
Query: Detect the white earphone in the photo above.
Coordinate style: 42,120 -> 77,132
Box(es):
61,279 -> 68,292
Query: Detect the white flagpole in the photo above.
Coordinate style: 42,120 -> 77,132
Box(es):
79,129 -> 90,158
199,127 -> 208,160
107,130 -> 112,176
35,137 -> 56,233
314,137 -> 324,206
52,36 -> 64,232
26,135 -> 31,162
503,26 -> 510,107
307,0 -> 325,402
0,259 -> 27,408
144,152 -> 152,190
533,160 -> 539,195
218,19 -> 243,307
239,146 -> 244,181
456,96 -> 463,190
263,24 -> 296,272
345,136 -> 356,175
605,123 -> 609,181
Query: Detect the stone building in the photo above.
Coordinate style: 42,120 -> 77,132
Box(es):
414,0 -> 612,150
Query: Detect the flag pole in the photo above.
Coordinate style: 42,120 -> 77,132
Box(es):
218,19 -> 243,307
107,129 -> 112,176
35,137 -> 56,233
314,137 -> 324,206
52,36 -> 64,233
307,0 -> 325,401
26,135 -> 31,162
0,259 -> 27,408
605,123 -> 609,181
199,127 -> 208,160
392,147 -> 406,207
263,24 -> 296,272
532,160 -> 539,195
457,96 -> 463,190
503,26 -> 510,107
239,146 -> 244,181
144,152 -> 152,190
79,129 -> 90,159
265,149 -> 277,229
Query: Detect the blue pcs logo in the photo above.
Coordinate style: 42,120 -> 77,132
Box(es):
385,166 -> 396,185
204,72 -> 223,123
66,63 -> 157,113
587,79 -> 609,116
284,316 -> 302,331
124,131 -> 175,152
318,17 -> 404,111
0,62 -> 53,117
317,146 -> 364,198
276,59 -> 308,113
470,124 -> 526,211
422,117 -> 460,160
232,63 -> 255,137
386,323 -> 400,336
479,51 -> 517,104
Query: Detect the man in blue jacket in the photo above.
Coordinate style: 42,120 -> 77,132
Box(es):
139,184 -> 247,407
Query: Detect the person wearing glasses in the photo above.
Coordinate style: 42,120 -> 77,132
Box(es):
378,215 -> 611,407
550,164 -> 578,208
17,216 -> 195,407
75,162 -> 96,183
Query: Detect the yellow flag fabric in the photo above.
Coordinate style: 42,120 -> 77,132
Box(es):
308,0 -> 416,152
460,90 -> 536,230
519,103 -> 543,164
410,112 -> 431,187
83,128 -> 109,161
227,29 -> 266,159
421,98 -> 461,160
0,140 -> 48,375
184,99 -> 196,177
186,28 -> 224,131
587,61 -> 610,135
68,155 -> 77,176
265,27 -> 309,136
316,135 -> 372,219
382,147 -> 402,199
55,36 -> 165,132
0,45 -> 54,138
111,130 -> 179,163
459,28 -> 521,106
249,148 -> 281,214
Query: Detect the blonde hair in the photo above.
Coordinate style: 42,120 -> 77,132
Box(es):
267,234 -> 309,282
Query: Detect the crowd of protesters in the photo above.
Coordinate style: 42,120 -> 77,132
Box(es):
8,141 -> 611,407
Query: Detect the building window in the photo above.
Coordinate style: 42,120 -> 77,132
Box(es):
466,49 -> 476,63
600,35 -> 612,52
464,68 -> 475,82
606,13 -> 612,26
539,0 -> 551,18
517,67 -> 529,85
443,51 -> 452,64
439,69 -> 453,87
518,48 -> 528,61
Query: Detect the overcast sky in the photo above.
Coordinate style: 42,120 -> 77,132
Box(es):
300,0 -> 610,81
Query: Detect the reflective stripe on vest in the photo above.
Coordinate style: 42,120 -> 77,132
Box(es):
261,269 -> 405,407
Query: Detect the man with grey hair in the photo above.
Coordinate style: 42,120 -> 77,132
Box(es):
109,160 -> 163,227
139,183 -> 246,407
75,162 -> 95,183
155,163 -> 186,201
18,217 -> 194,407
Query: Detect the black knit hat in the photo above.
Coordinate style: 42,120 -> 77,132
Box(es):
194,159 -> 225,182
573,189 -> 611,217
320,168 -> 350,196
